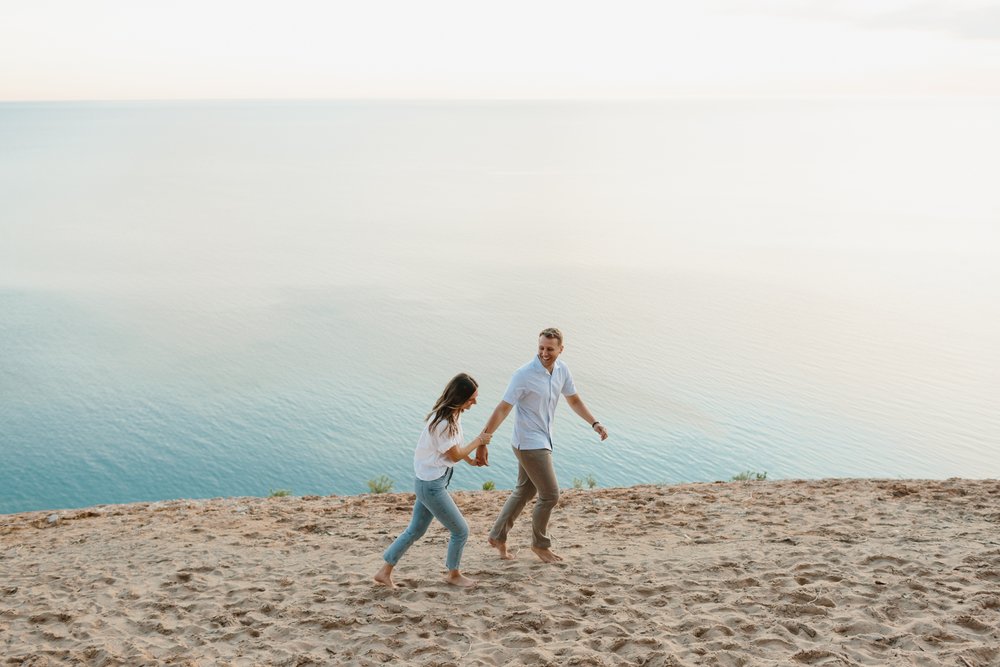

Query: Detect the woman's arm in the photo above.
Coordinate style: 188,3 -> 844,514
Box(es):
445,431 -> 492,464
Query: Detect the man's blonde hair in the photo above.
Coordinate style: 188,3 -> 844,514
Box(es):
539,327 -> 563,344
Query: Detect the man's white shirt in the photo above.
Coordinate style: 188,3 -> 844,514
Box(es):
501,355 -> 577,451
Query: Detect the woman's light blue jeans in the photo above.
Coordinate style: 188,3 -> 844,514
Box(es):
383,467 -> 469,571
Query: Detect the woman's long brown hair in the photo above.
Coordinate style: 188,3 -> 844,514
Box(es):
427,373 -> 478,437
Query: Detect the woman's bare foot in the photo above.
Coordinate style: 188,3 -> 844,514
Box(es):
444,570 -> 477,587
530,546 -> 563,563
488,536 -> 517,560
373,563 -> 396,588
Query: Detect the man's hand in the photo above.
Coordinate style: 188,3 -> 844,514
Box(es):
593,423 -> 608,441
474,434 -> 490,466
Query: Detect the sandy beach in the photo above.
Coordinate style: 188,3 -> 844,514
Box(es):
2,478 -> 999,666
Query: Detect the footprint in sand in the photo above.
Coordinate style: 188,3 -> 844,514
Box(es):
832,620 -> 886,636
961,647 -> 1000,666
692,624 -> 734,639
783,590 -> 835,607
28,612 -> 73,624
976,595 -> 1000,610
781,621 -> 818,638
791,648 -> 848,664
860,555 -> 908,567
953,614 -> 993,633
501,634 -> 537,648
608,636 -> 661,653
752,636 -> 796,650
974,569 -> 1000,582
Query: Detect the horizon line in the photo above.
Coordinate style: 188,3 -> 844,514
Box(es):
3,93 -> 1000,105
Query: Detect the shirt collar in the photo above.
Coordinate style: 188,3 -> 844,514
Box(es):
531,354 -> 560,375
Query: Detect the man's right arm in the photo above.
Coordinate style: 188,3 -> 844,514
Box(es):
476,401 -> 513,465
482,401 -> 514,436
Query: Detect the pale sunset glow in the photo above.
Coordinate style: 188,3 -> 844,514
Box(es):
2,0 -> 999,100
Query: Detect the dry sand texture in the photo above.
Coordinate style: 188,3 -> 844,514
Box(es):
2,478 -> 999,666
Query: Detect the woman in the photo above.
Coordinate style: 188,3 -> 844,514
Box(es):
374,373 -> 491,588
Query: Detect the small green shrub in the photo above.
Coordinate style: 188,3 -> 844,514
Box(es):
268,489 -> 291,497
731,470 -> 767,482
586,474 -> 597,489
572,478 -> 583,490
482,480 -> 496,491
367,475 -> 394,494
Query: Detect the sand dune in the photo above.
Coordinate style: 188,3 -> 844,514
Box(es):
2,478 -> 999,666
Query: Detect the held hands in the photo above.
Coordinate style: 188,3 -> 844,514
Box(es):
474,445 -> 488,466
474,431 -> 491,466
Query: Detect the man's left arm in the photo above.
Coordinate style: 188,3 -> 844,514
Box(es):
565,394 -> 608,441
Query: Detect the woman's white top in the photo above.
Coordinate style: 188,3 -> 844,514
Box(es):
413,417 -> 463,481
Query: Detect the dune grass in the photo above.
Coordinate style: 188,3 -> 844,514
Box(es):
367,475 -> 394,494
731,471 -> 768,482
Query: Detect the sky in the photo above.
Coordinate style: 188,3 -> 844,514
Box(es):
2,0 -> 1000,100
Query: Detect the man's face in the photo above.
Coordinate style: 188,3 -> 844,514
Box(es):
537,336 -> 564,368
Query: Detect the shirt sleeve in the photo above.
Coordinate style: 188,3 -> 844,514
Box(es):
561,367 -> 578,397
430,420 -> 462,453
501,372 -> 525,405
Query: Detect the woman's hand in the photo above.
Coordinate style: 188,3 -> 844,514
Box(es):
474,432 -> 491,466
474,446 -> 488,466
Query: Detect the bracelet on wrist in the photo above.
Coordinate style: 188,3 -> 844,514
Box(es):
591,421 -> 601,428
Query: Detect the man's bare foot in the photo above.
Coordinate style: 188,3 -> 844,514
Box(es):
444,571 -> 477,587
530,546 -> 564,563
373,563 -> 396,588
488,536 -> 516,560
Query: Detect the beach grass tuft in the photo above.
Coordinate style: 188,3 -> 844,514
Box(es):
482,480 -> 496,491
731,470 -> 768,482
367,475 -> 394,494
268,489 -> 292,497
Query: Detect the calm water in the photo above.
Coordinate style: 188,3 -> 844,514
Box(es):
2,99 -> 998,514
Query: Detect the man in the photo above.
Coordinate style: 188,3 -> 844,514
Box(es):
476,327 -> 608,563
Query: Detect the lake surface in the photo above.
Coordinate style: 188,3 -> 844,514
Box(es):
2,99 -> 998,514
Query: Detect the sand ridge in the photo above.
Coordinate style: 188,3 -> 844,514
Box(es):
2,478 -> 999,666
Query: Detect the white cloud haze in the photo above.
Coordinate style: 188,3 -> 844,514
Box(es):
1,0 -> 999,100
